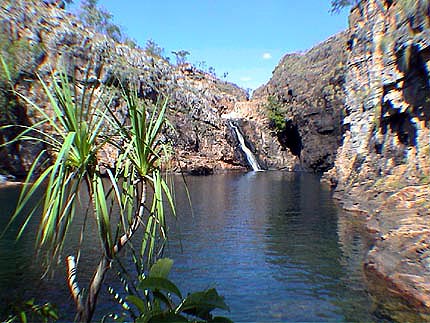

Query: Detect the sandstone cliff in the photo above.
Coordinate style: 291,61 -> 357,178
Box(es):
3,1 -> 430,319
323,0 -> 430,320
0,0 -> 249,178
248,32 -> 348,172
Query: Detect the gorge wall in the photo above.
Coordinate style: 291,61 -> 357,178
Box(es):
2,0 -> 430,320
0,0 -> 250,179
235,32 -> 349,172
235,0 -> 430,319
323,0 -> 430,320
0,1 -> 352,176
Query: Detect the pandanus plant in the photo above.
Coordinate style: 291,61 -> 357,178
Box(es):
1,59 -> 175,323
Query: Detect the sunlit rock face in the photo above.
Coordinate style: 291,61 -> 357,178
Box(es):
323,0 -> 430,319
250,32 -> 349,172
326,0 -> 430,191
0,0 -> 250,177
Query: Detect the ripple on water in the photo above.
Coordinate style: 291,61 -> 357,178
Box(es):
0,172 -> 378,322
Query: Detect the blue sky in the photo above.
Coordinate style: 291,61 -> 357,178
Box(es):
70,1 -> 350,90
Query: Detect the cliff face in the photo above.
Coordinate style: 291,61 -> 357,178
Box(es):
251,32 -> 348,172
324,0 -> 430,320
0,0 -> 248,178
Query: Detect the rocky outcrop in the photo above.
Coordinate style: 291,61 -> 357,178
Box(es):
0,0 -> 248,178
221,99 -> 290,170
323,0 -> 430,320
165,65 -> 249,173
251,32 -> 348,172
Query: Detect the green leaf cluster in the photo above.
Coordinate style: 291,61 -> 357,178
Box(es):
171,50 -> 190,66
266,96 -> 286,133
0,59 -> 177,321
144,40 -> 165,59
106,258 -> 232,323
330,0 -> 360,13
3,299 -> 58,323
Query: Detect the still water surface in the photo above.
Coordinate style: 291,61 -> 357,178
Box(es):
0,171 -> 376,322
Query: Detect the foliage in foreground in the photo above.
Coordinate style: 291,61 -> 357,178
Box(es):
0,58 -> 175,322
105,258 -> 231,323
0,55 -> 231,322
3,299 -> 58,323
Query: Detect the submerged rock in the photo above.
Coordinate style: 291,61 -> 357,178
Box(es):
188,166 -> 214,176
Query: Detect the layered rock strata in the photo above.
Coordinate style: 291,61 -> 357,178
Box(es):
0,0 -> 249,178
324,0 -> 430,320
251,32 -> 348,172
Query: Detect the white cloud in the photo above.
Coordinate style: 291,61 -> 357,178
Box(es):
262,52 -> 272,60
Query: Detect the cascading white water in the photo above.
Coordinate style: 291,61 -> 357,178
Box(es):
229,122 -> 262,171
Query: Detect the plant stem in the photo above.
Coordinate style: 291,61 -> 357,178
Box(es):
66,255 -> 84,313
70,182 -> 147,322
79,256 -> 110,323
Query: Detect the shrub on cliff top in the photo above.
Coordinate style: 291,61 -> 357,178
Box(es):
330,0 -> 360,13
79,0 -> 123,42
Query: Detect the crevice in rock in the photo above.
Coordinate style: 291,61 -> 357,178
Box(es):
277,119 -> 302,157
396,44 -> 430,124
381,100 -> 417,147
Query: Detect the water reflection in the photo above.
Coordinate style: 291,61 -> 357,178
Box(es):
166,172 -> 376,322
0,172 -> 377,322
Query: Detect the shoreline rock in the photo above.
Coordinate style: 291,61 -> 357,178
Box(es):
323,0 -> 430,320
333,183 -> 430,321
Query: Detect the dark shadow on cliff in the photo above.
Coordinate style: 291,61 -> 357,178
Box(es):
400,44 -> 430,124
0,90 -> 36,179
379,44 -> 430,151
275,119 -> 302,158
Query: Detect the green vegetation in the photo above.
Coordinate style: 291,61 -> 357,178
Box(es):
418,146 -> 430,184
172,50 -> 190,66
266,96 -> 287,132
393,0 -> 430,73
330,0 -> 360,13
396,0 -> 430,20
78,0 -> 123,42
107,258 -> 231,323
0,33 -> 44,84
376,34 -> 394,55
3,299 -> 58,323
145,39 -> 165,58
0,33 -> 44,124
374,175 -> 409,191
208,66 -> 216,77
0,54 -> 230,322
0,30 -> 46,175
1,61 -> 171,322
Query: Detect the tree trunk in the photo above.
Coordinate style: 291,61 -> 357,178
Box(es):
70,182 -> 146,322
77,256 -> 111,323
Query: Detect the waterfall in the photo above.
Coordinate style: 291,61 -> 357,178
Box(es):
229,122 -> 262,171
